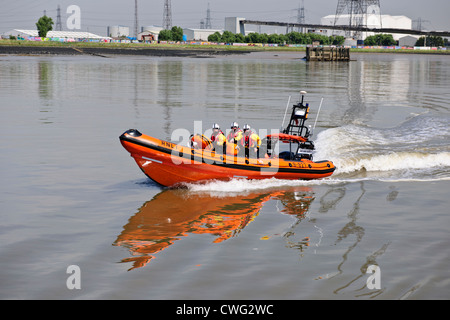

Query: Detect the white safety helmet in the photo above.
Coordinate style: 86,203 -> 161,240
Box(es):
231,121 -> 239,129
243,124 -> 251,131
212,123 -> 220,130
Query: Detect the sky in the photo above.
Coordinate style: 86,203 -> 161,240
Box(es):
1,0 -> 449,36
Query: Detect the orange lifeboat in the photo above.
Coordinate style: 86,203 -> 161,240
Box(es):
120,91 -> 336,187
119,129 -> 335,187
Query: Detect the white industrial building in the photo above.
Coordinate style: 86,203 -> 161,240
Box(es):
138,25 -> 224,42
225,17 -> 246,34
320,14 -> 412,41
398,35 -> 420,47
107,25 -> 130,38
183,28 -> 223,41
142,26 -> 164,34
3,29 -> 110,40
138,26 -> 163,41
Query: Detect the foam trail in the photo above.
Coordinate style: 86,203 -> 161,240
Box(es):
332,152 -> 450,174
184,174 -> 450,195
186,177 -> 332,194
313,114 -> 450,180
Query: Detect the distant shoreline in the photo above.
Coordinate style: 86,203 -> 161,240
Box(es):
0,41 -> 448,56
0,44 -> 252,57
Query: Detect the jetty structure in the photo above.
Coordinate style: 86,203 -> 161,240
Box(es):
305,46 -> 350,61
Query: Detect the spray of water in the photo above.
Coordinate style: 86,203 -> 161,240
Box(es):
184,114 -> 450,193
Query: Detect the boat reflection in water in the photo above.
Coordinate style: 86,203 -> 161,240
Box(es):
113,186 -> 315,271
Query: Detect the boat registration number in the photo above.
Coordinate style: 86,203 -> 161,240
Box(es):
289,162 -> 309,168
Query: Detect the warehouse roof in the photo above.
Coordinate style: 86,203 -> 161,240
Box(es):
4,29 -> 110,39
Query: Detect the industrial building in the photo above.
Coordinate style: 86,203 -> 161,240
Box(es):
223,15 -> 419,46
3,29 -> 110,41
398,35 -> 420,47
107,25 -> 130,38
137,26 -> 223,42
320,14 -> 412,41
225,17 -> 246,34
183,28 -> 223,41
138,26 -> 163,41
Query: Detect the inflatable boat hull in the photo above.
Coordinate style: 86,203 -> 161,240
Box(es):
120,129 -> 335,187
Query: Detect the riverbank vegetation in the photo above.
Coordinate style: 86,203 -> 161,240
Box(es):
208,30 -> 345,46
1,38 -> 448,55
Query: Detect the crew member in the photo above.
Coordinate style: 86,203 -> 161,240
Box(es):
241,124 -> 261,158
226,122 -> 243,155
210,123 -> 226,154
226,121 -> 243,144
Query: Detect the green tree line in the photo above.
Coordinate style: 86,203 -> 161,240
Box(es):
363,34 -> 396,46
344,33 -> 446,47
208,30 -> 345,45
415,36 -> 447,47
153,26 -> 448,48
158,26 -> 184,41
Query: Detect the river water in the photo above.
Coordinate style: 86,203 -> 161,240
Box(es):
0,51 -> 449,300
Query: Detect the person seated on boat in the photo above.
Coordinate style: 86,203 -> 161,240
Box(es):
190,134 -> 212,150
225,122 -> 243,156
240,124 -> 262,159
210,123 -> 227,154
226,121 -> 243,144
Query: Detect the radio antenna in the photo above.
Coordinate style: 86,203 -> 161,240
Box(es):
312,97 -> 324,136
281,95 -> 291,130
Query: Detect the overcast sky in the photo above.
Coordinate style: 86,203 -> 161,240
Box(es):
1,0 -> 449,36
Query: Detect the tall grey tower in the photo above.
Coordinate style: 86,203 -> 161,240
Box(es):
134,0 -> 139,38
205,3 -> 212,29
163,0 -> 172,30
56,5 -> 62,31
296,1 -> 305,33
333,0 -> 381,39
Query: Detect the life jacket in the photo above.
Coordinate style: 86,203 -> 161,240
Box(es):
211,130 -> 224,142
227,128 -> 243,143
240,131 -> 261,148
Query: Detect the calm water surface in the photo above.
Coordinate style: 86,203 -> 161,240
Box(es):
0,51 -> 449,299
